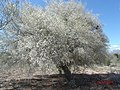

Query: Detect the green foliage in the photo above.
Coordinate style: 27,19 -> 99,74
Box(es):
114,53 -> 119,58
105,59 -> 111,66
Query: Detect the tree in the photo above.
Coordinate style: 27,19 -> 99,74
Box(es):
0,0 -> 19,53
3,0 -> 109,81
114,53 -> 119,59
0,0 -> 19,29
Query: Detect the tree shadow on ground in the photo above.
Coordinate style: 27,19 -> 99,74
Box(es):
0,73 -> 120,90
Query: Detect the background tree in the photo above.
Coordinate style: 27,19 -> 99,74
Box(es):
1,0 -> 109,81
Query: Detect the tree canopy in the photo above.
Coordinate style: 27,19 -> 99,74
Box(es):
0,0 -> 109,76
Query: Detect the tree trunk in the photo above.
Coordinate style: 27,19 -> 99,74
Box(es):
60,64 -> 72,81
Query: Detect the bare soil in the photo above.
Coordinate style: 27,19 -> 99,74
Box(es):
0,73 -> 120,90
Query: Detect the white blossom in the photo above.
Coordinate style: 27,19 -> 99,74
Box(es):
3,0 -> 109,74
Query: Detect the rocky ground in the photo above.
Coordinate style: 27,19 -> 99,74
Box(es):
0,73 -> 120,90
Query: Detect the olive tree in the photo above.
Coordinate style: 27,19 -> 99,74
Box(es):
4,0 -> 109,80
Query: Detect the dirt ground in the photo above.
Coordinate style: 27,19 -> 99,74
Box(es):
0,73 -> 120,90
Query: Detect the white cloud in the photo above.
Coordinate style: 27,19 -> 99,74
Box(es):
109,44 -> 120,51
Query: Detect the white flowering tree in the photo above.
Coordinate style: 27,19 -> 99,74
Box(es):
2,0 -> 109,80
0,0 -> 19,53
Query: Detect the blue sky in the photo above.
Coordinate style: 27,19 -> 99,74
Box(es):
29,0 -> 120,50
